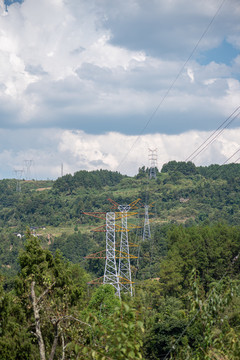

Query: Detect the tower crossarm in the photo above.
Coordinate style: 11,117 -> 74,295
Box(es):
118,276 -> 134,285
115,250 -> 138,259
116,241 -> 139,248
108,198 -> 141,211
85,249 -> 137,259
88,276 -> 104,285
115,211 -> 138,219
88,275 -> 134,285
92,222 -> 140,232
107,198 -> 120,209
82,212 -> 106,220
128,198 -> 141,209
126,223 -> 141,230
85,250 -> 107,259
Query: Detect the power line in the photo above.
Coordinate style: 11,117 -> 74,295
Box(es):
115,0 -> 227,172
156,105 -> 240,177
222,146 -> 240,165
185,105 -> 240,162
234,156 -> 240,164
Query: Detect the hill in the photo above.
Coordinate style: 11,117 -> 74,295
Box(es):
0,162 -> 240,359
0,161 -> 240,277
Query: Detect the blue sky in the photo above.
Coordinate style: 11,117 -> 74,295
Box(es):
198,39 -> 239,66
0,0 -> 240,178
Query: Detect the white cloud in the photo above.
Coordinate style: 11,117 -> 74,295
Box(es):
187,68 -> 195,83
1,127 -> 240,179
0,0 -> 240,181
0,0 -> 239,135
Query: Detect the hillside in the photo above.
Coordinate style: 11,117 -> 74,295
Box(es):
0,162 -> 240,359
0,162 -> 240,229
0,161 -> 240,276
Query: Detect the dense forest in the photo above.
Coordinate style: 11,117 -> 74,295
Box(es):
0,162 -> 240,359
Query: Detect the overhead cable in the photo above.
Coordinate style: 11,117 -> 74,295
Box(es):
185,105 -> 240,162
115,0 -> 227,172
222,146 -> 240,165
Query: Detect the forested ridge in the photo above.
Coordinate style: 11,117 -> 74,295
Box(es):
0,162 -> 240,359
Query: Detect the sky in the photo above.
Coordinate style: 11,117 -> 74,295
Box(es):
0,0 -> 240,179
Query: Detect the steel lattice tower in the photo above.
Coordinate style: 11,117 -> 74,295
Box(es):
149,148 -> 158,179
103,212 -> 120,298
24,160 -> 34,180
143,205 -> 151,241
14,169 -> 24,192
84,199 -> 140,297
118,205 -> 132,296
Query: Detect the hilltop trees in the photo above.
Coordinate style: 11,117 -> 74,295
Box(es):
53,169 -> 125,194
161,160 -> 198,176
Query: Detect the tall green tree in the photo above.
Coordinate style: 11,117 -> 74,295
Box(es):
16,230 -> 89,360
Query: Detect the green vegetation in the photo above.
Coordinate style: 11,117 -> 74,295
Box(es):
0,162 -> 240,359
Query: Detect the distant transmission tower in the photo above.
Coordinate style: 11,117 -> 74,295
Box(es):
14,169 -> 24,192
143,205 -> 151,241
148,148 -> 158,179
24,160 -> 34,180
104,212 -> 120,298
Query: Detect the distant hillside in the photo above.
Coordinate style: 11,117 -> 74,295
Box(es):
0,163 -> 239,229
0,162 -> 239,276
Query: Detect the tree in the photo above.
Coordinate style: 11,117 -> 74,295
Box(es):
174,270 -> 240,359
16,230 -> 89,360
70,300 -> 144,359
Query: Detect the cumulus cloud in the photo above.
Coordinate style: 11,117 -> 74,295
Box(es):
102,0 -> 240,58
1,127 -> 240,180
0,0 -> 240,181
0,0 -> 239,135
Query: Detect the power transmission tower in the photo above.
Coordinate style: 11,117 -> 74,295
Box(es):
24,160 -> 34,180
84,200 -> 140,297
143,205 -> 151,241
108,198 -> 140,296
14,169 -> 24,192
103,212 -> 120,298
148,148 -> 158,179
118,204 -> 133,295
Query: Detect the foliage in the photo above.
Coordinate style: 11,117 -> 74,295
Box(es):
87,285 -> 121,319
172,270 -> 240,359
69,302 -> 144,360
0,163 -> 240,359
53,169 -> 125,194
15,231 -> 90,360
161,160 -> 198,176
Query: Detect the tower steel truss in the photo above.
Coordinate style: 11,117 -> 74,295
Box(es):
118,205 -> 132,295
143,205 -> 151,241
14,169 -> 24,192
148,148 -> 158,179
108,198 -> 140,296
24,159 -> 34,180
84,199 -> 140,297
103,212 -> 120,298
